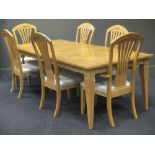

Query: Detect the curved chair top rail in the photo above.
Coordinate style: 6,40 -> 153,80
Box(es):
12,23 -> 37,44
76,23 -> 95,44
105,24 -> 129,47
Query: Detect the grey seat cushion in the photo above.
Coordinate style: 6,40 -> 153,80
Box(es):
20,56 -> 38,65
95,80 -> 130,93
45,70 -> 82,87
21,57 -> 37,63
22,63 -> 39,74
81,77 -> 130,93
112,70 -> 117,76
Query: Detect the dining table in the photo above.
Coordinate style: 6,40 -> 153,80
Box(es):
17,40 -> 153,129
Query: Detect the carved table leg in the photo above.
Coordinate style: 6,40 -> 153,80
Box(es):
139,60 -> 149,110
84,71 -> 95,129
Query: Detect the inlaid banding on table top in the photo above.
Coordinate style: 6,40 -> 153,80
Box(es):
17,40 -> 154,70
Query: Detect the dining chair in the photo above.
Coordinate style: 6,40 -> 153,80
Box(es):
12,23 -> 37,63
12,23 -> 38,85
99,25 -> 129,78
74,23 -> 95,97
31,32 -> 82,117
105,25 -> 128,47
76,23 -> 95,44
2,29 -> 39,99
80,33 -> 143,127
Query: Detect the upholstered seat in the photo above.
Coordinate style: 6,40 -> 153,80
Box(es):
95,80 -> 130,93
21,57 -> 37,63
81,78 -> 130,93
22,63 -> 39,74
44,71 -> 82,87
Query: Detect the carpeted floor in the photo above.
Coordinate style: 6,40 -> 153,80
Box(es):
0,69 -> 155,135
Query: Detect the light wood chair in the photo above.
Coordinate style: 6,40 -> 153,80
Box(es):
81,33 -> 143,127
31,32 -> 82,117
99,25 -> 129,77
75,23 -> 95,97
12,23 -> 37,63
12,23 -> 38,86
76,23 -> 95,44
105,25 -> 128,47
2,29 -> 39,99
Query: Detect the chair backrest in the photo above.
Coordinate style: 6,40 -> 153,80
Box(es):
105,25 -> 128,47
31,32 -> 60,87
76,23 -> 95,44
108,33 -> 143,89
12,23 -> 37,45
2,29 -> 22,74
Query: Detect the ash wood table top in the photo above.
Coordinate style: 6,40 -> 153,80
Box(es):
17,40 -> 153,70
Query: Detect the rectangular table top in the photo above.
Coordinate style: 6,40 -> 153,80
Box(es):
17,40 -> 154,70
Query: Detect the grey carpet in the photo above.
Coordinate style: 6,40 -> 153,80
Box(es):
0,69 -> 155,135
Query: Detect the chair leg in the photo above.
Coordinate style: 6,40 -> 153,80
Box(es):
21,56 -> 25,64
130,91 -> 138,119
66,89 -> 70,99
94,95 -> 98,106
54,90 -> 61,118
37,74 -> 41,85
18,76 -> 24,99
106,96 -> 115,127
39,85 -> 45,109
10,73 -> 16,92
80,87 -> 85,114
14,75 -> 17,90
77,87 -> 79,96
28,76 -> 31,86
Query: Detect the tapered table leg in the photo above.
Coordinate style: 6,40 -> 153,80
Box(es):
84,71 -> 95,129
139,60 -> 149,110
